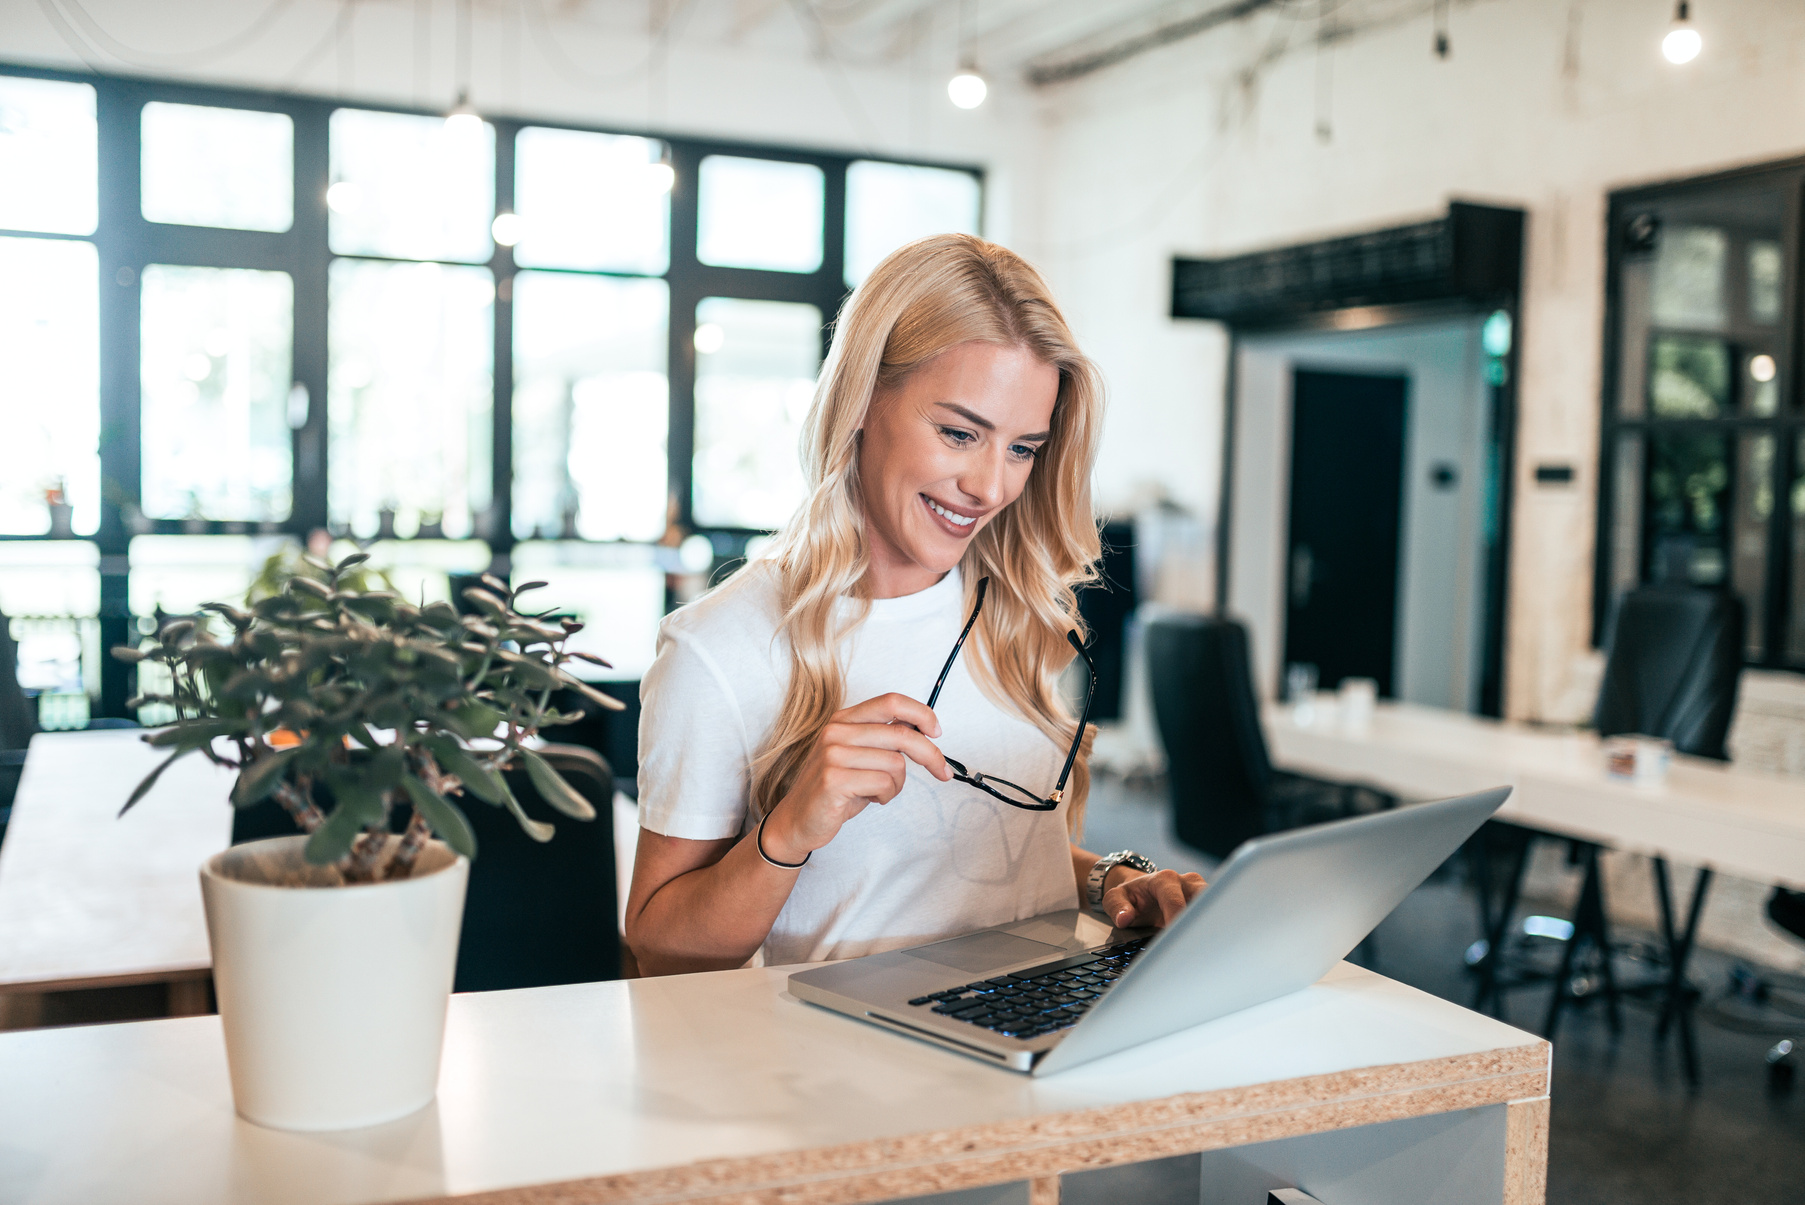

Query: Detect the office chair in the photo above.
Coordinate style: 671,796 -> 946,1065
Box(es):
233,743 -> 620,991
1145,613 -> 1391,862
0,610 -> 37,849
1475,586 -> 1742,1081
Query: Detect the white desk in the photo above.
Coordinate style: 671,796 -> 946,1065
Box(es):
1265,699 -> 1805,1082
0,729 -> 232,1002
1265,701 -> 1805,889
0,961 -> 1550,1205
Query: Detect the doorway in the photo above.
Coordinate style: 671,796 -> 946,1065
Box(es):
1226,316 -> 1500,714
1284,370 -> 1409,696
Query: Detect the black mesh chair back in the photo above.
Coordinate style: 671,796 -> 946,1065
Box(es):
232,742 -> 619,991
1594,586 -> 1743,760
1146,612 -> 1275,859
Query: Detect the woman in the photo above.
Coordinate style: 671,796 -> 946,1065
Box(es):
625,234 -> 1203,976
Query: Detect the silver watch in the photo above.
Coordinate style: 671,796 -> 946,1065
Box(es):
1087,850 -> 1157,920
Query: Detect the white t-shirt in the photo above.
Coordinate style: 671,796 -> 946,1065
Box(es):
636,562 -> 1079,966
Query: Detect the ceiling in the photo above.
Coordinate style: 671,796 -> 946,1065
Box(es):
541,0 -> 1275,86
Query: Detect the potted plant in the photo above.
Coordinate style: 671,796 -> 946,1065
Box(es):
114,552 -> 621,1131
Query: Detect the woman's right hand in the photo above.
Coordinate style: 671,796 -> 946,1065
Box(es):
759,693 -> 952,864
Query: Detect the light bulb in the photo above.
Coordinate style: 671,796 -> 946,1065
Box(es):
693,323 -> 725,354
1751,354 -> 1777,383
326,180 -> 362,214
445,91 -> 483,135
648,161 -> 675,193
948,70 -> 988,110
1662,1 -> 1701,64
491,212 -> 522,246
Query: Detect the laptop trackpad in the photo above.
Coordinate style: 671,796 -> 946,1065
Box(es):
905,931 -> 1065,973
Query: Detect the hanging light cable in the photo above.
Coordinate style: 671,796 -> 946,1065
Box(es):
445,0 -> 481,131
1662,0 -> 1702,64
947,0 -> 987,109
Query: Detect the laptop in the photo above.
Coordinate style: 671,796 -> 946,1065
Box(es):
788,786 -> 1509,1075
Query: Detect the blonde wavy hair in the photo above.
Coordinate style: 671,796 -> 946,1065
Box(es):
739,233 -> 1104,837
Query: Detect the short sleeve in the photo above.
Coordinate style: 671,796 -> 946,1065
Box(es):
636,625 -> 755,841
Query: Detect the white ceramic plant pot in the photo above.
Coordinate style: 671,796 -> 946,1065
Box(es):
199,835 -> 469,1132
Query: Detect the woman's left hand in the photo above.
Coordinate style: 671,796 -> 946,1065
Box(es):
1102,868 -> 1207,929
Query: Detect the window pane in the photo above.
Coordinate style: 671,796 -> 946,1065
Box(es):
1731,433 -> 1773,657
142,103 -> 294,232
140,265 -> 293,521
1648,334 -> 1728,418
1617,189 -> 1788,417
354,538 -> 492,606
329,260 -> 494,538
512,542 -> 665,681
514,128 -> 669,273
692,297 -> 820,529
513,272 -> 668,542
329,109 -> 493,262
1789,435 -> 1805,659
1608,432 -> 1644,604
0,541 -> 99,618
0,237 -> 98,535
129,535 -> 288,617
1643,429 -> 1730,586
0,76 -> 96,235
697,156 -> 823,273
844,160 -> 980,287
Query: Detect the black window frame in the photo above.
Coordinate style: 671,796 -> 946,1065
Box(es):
0,61 -> 984,716
1595,155 -> 1805,667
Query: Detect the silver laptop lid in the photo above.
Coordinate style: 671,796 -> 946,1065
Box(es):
1035,787 -> 1509,1075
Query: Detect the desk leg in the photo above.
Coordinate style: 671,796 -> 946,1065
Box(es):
1504,1096 -> 1550,1205
1651,857 -> 1712,1089
1028,1174 -> 1060,1205
1472,826 -> 1533,1019
1543,844 -> 1620,1041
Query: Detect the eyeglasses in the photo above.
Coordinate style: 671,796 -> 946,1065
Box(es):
925,576 -> 1095,811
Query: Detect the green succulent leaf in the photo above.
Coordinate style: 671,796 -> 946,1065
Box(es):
558,673 -> 627,711
446,700 -> 506,741
144,718 -> 244,749
231,747 -> 299,807
501,779 -> 555,843
420,736 -> 506,804
118,747 -> 194,817
303,804 -> 364,865
401,774 -> 477,860
519,748 -> 597,821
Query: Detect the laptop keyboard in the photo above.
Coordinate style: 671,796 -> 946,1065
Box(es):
904,938 -> 1149,1040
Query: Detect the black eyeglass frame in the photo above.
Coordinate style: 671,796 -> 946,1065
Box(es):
925,576 -> 1096,812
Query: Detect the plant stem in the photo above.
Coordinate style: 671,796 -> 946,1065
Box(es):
343,828 -> 388,883
272,777 -> 325,833
387,809 -> 432,879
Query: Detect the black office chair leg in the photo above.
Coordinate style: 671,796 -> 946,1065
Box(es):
1471,827 -> 1533,1019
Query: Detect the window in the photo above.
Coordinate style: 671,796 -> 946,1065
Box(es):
141,103 -> 293,232
0,75 -> 96,235
328,259 -> 494,538
140,265 -> 294,521
0,237 -> 98,535
697,155 -> 824,273
844,160 -> 982,287
692,297 -> 821,530
0,63 -> 980,719
1598,169 -> 1801,665
512,272 -> 669,542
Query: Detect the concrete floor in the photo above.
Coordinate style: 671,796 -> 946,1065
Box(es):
1073,774 -> 1805,1205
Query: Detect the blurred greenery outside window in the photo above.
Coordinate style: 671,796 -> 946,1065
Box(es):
0,67 -> 980,718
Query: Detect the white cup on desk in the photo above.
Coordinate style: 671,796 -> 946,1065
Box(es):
1338,677 -> 1377,735
1605,734 -> 1672,786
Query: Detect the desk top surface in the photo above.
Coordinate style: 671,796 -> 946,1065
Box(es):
0,960 -> 1547,1205
1266,700 -> 1805,886
0,729 -> 233,992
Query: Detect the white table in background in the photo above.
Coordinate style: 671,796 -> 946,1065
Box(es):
0,960 -> 1550,1205
1265,699 -> 1805,1081
0,729 -> 232,1015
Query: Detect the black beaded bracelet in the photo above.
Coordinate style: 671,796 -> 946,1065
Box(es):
755,811 -> 810,870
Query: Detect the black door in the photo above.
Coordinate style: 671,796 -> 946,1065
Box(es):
1283,369 -> 1408,696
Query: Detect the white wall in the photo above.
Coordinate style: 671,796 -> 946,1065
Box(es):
1229,320 -> 1492,712
1028,0 -> 1805,721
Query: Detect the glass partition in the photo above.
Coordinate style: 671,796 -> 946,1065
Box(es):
697,155 -> 824,273
512,541 -> 665,681
844,160 -> 980,287
514,127 -> 669,274
328,108 -> 494,263
0,237 -> 99,536
141,102 -> 294,232
0,75 -> 96,235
